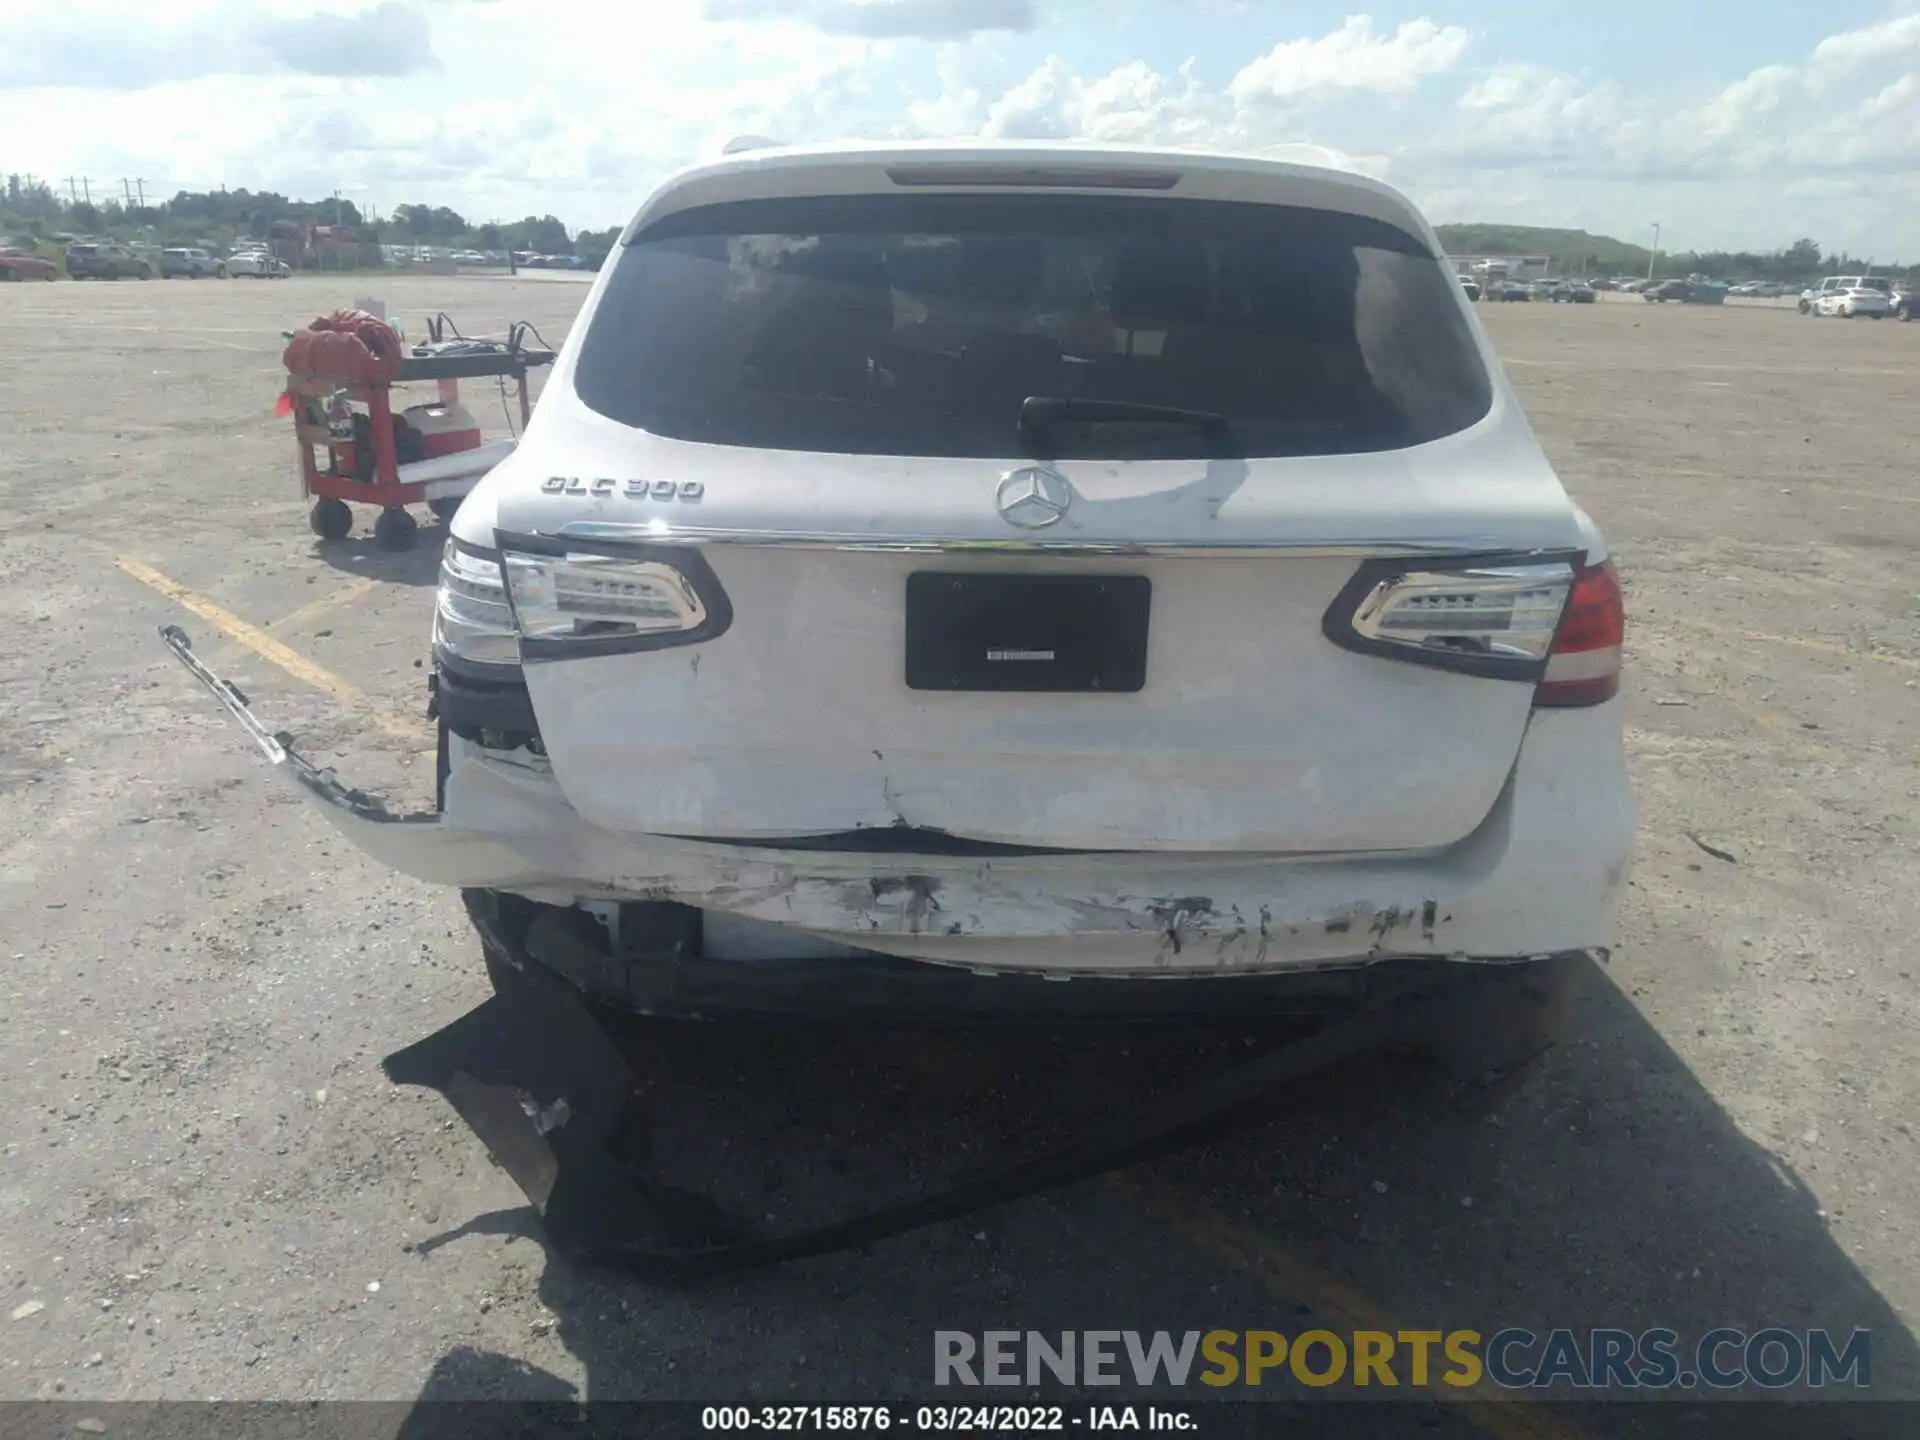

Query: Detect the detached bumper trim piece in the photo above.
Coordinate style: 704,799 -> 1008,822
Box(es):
161,624 -> 437,827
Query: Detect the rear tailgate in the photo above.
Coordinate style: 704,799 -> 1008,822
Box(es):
516,540 -> 1567,853
498,160 -> 1588,855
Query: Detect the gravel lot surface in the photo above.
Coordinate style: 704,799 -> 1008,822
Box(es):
2,276 -> 1917,1433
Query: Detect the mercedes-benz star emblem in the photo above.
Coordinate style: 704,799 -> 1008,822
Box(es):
995,466 -> 1072,529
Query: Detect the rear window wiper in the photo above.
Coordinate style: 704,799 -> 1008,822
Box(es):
1016,396 -> 1240,459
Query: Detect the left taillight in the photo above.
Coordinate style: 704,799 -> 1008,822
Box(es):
494,532 -> 733,660
433,538 -> 520,667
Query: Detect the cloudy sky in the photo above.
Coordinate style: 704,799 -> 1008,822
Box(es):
4,1 -> 1918,257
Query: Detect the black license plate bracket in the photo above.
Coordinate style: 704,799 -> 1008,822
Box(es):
904,572 -> 1150,693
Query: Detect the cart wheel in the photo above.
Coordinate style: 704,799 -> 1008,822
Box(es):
427,496 -> 463,522
309,497 -> 353,541
374,507 -> 419,551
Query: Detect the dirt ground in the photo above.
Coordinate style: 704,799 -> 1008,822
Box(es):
1,275 -> 1918,1432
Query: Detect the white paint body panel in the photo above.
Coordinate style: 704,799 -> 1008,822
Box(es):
522,547 -> 1541,852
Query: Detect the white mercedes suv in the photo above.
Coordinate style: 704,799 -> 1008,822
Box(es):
175,141 -> 1635,1071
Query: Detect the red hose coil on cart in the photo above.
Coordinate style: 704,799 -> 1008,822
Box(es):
281,310 -> 406,384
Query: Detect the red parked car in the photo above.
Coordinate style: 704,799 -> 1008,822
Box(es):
0,245 -> 59,281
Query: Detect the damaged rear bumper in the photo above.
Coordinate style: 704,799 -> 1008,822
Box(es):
162,625 -> 1633,978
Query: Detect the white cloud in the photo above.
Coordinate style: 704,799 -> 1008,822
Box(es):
1228,15 -> 1469,103
1810,14 -> 1920,71
703,0 -> 1034,37
0,1 -> 437,90
2,5 -> 1918,257
1693,63 -> 1796,138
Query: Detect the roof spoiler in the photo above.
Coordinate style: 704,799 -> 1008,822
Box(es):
885,164 -> 1181,190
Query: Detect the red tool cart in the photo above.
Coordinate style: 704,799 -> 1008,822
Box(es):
284,315 -> 556,550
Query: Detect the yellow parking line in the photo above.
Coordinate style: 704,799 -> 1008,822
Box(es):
265,576 -> 382,633
1115,1176 -> 1582,1440
116,557 -> 429,744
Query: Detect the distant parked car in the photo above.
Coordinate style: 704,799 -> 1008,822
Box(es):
1586,277 -> 1616,291
1647,279 -> 1727,304
0,244 -> 59,281
1459,276 -> 1482,301
1799,275 -> 1890,314
1494,280 -> 1531,301
66,241 -> 151,280
1893,286 -> 1915,321
1559,282 -> 1596,304
225,249 -> 289,279
1814,284 -> 1891,319
160,247 -> 225,278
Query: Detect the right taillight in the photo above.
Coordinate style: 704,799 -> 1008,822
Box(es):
1536,558 -> 1624,708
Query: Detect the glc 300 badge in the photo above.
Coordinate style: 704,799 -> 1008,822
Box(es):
541,477 -> 706,500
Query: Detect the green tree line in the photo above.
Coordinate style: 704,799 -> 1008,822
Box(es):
5,175 -> 1911,283
1433,225 -> 1915,284
3,175 -> 623,266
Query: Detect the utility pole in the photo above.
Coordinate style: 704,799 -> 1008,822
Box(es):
134,178 -> 146,207
81,176 -> 91,204
122,178 -> 133,205
65,176 -> 79,203
1646,223 -> 1660,282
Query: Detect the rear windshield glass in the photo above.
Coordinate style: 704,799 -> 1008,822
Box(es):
574,194 -> 1492,460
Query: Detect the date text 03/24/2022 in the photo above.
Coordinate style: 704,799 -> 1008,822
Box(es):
701,1405 -> 1194,1431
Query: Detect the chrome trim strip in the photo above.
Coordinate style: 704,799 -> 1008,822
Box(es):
551,520 -> 1505,558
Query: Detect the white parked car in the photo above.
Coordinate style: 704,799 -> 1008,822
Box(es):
225,248 -> 289,279
169,141 -> 1635,1074
1799,274 -> 1890,314
1814,283 -> 1891,318
160,246 -> 225,278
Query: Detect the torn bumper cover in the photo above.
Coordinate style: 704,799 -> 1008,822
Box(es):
161,625 -> 1633,976
386,936 -> 1572,1279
